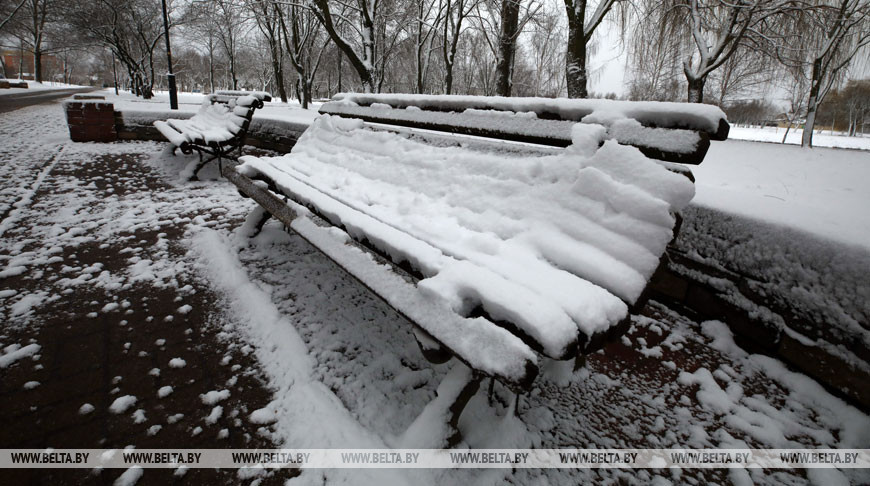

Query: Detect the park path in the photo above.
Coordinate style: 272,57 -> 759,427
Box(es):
0,102 -> 291,485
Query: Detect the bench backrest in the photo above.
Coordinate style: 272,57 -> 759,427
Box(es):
320,94 -> 729,165
198,91 -> 272,137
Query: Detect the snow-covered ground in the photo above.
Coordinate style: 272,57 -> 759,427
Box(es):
0,80 -> 85,97
100,89 -> 320,126
694,139 -> 870,251
1,98 -> 868,484
729,125 -> 870,151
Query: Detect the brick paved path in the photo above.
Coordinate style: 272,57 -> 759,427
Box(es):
0,106 -> 292,484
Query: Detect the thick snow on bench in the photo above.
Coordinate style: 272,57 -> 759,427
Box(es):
331,93 -> 727,136
154,97 -> 252,147
323,103 -> 704,155
238,115 -> 695,359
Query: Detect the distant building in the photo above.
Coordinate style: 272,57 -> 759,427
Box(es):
1,49 -> 62,80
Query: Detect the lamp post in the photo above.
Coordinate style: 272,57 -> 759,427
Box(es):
160,0 -> 178,109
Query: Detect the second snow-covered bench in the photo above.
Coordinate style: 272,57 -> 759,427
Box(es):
225,94 -> 729,445
154,90 -> 271,180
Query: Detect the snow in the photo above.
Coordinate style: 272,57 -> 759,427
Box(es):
237,113 -> 693,362
0,343 -> 41,368
248,407 -> 277,425
205,405 -> 223,424
200,389 -> 230,405
0,80 -> 84,97
157,386 -> 173,398
729,125 -> 870,150
168,358 -> 186,368
103,89 -> 320,127
131,409 -> 146,423
156,102 -> 246,147
2,96 -> 868,485
113,466 -> 143,486
109,395 -> 137,414
329,93 -> 727,136
79,403 -> 95,415
694,139 -> 870,251
323,101 -> 704,156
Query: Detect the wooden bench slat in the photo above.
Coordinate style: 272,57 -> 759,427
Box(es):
225,165 -> 540,388
232,114 -> 697,367
328,93 -> 730,140
320,103 -> 712,165
236,158 -> 585,360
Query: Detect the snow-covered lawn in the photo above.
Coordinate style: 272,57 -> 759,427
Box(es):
1,98 -> 867,484
695,139 -> 870,251
0,80 -> 85,97
729,125 -> 870,151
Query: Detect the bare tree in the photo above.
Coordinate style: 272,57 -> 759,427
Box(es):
8,0 -> 54,82
277,2 -> 328,107
494,0 -> 520,96
306,0 -> 379,92
0,0 -> 27,33
634,0 -> 791,104
706,43 -> 774,104
779,63 -> 810,142
248,0 -> 289,102
67,0 -> 168,98
412,0 -> 443,93
625,8 -> 684,101
212,0 -> 249,90
526,5 -> 566,97
772,0 -> 870,146
183,1 -> 225,93
562,0 -> 630,98
441,0 -> 479,94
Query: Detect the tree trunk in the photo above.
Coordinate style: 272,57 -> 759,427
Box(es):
33,49 -> 42,83
337,50 -> 342,93
295,77 -> 302,105
802,59 -> 823,148
564,1 -> 587,99
415,21 -> 425,94
270,47 -> 287,102
802,101 -> 817,148
495,0 -> 520,97
445,67 -> 454,95
303,77 -> 312,109
687,76 -> 705,103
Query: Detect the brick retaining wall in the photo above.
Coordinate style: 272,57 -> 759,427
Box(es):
63,96 -> 117,142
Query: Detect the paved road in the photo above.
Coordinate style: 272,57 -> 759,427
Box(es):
0,87 -> 97,113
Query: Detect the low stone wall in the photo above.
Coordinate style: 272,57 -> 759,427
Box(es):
0,80 -> 28,89
62,97 -> 308,153
650,205 -> 870,411
115,109 -> 308,154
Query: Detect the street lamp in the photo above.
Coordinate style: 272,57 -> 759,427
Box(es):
160,0 -> 178,110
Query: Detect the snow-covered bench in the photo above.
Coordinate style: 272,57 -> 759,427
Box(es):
224,94 -> 729,446
154,90 -> 271,180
